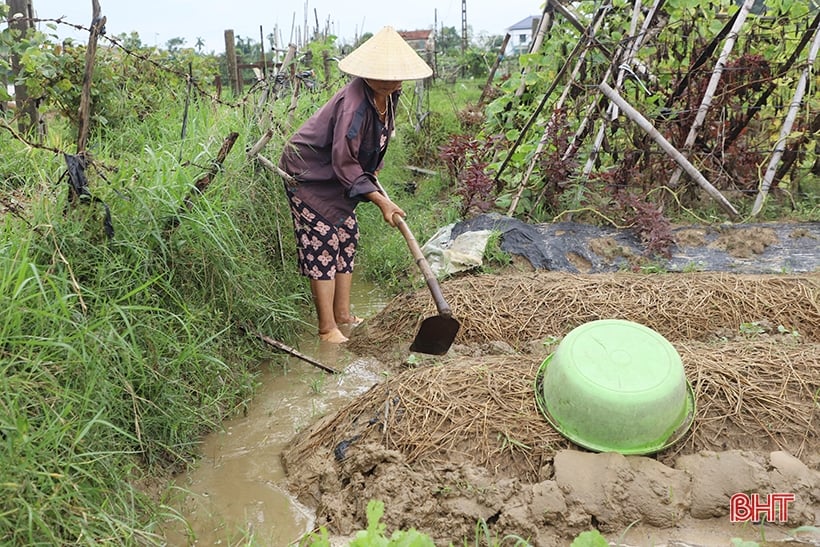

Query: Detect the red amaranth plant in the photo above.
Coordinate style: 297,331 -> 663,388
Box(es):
439,134 -> 502,216
613,190 -> 676,259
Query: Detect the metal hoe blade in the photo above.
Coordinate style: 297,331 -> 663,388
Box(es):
373,178 -> 462,356
410,315 -> 461,355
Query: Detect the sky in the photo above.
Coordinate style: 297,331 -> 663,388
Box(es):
27,1 -> 543,53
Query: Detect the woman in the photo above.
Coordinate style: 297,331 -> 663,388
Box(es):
279,26 -> 432,343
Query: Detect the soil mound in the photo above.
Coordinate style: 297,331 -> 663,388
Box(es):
284,272 -> 820,544
349,271 -> 819,359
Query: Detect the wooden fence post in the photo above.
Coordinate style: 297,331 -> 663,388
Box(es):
224,29 -> 242,96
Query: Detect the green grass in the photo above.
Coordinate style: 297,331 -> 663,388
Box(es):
0,79 -> 311,542
1,58 -> 480,543
1,67 -> 482,544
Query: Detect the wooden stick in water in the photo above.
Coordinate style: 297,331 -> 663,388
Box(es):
254,331 -> 341,374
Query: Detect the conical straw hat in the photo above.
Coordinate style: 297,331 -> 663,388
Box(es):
338,26 -> 433,80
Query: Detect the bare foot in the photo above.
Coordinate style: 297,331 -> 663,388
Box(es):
318,328 -> 349,343
336,315 -> 363,326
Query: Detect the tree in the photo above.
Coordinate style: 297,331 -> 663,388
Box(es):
116,31 -> 143,50
165,36 -> 185,53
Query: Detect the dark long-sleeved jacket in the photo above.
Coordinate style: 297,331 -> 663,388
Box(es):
279,77 -> 398,225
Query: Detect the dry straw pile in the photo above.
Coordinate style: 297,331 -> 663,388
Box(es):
286,272 -> 819,479
349,272 -> 819,354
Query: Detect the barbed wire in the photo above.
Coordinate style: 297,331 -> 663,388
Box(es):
1,15 -> 326,160
4,13 -> 814,174
27,16 -> 251,108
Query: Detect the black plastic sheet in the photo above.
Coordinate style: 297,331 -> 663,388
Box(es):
63,153 -> 114,239
451,213 -> 819,274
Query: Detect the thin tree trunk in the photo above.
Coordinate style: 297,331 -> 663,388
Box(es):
76,0 -> 104,153
667,0 -> 756,188
751,25 -> 820,216
599,83 -> 739,219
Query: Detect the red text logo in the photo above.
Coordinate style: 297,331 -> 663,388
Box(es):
730,493 -> 795,523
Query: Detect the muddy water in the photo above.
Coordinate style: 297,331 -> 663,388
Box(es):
163,276 -> 391,546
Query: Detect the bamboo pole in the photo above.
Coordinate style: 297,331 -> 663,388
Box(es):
506,7 -> 609,215
493,26 -> 591,187
515,7 -> 553,98
666,9 -> 740,109
599,83 -> 739,219
247,128 -> 274,158
286,76 -> 302,130
255,43 -> 297,129
751,24 -> 820,216
581,0 -> 646,178
555,0 -> 664,220
577,0 -> 664,176
611,0 -> 664,113
772,111 -> 820,190
477,33 -> 510,107
667,0 -> 756,188
495,0 -> 618,186
553,9 -> 607,113
724,11 -> 820,147
547,0 -> 612,58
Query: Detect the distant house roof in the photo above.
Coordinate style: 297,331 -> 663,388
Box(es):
508,15 -> 540,31
398,30 -> 433,41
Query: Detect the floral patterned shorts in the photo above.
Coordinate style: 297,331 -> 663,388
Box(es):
286,191 -> 359,280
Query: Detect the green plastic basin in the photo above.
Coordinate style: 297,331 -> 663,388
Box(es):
538,319 -> 695,454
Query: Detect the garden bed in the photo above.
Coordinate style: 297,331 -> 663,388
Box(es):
283,270 -> 820,545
